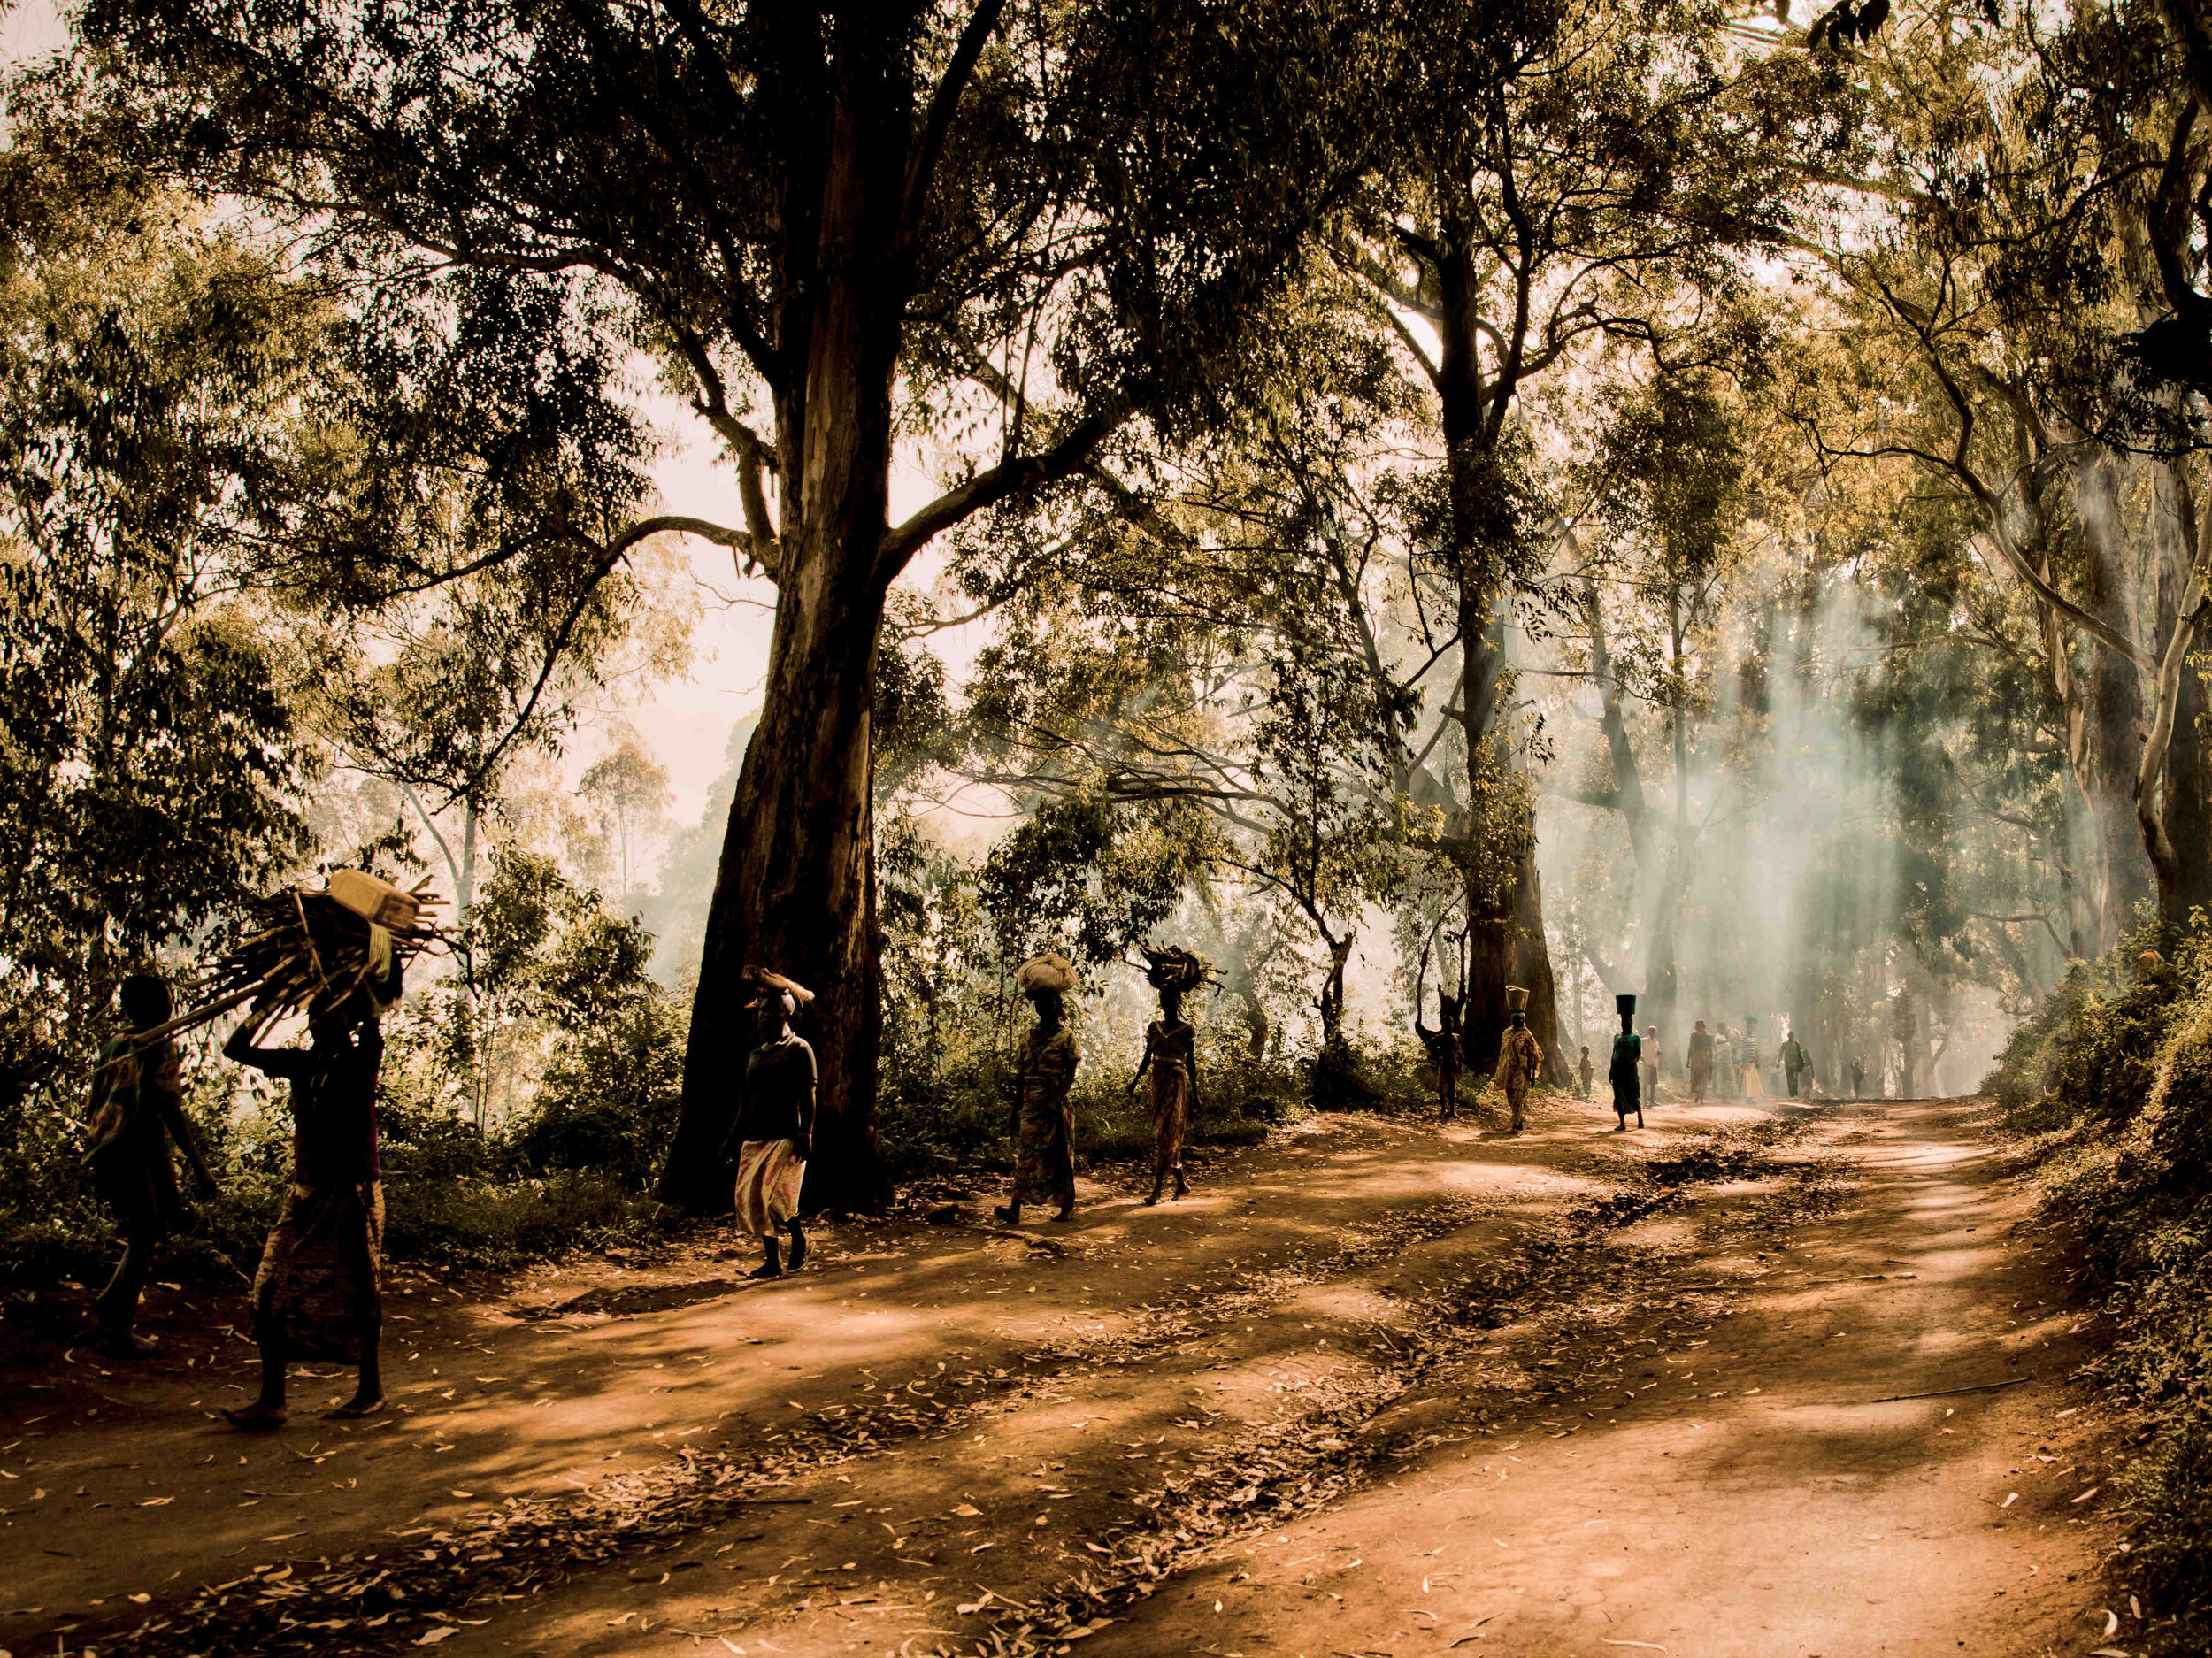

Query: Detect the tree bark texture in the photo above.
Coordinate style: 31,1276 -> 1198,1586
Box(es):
663,39 -> 907,1213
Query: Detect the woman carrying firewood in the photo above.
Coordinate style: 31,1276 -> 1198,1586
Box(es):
1128,946 -> 1207,1206
720,969 -> 816,1280
221,958 -> 401,1427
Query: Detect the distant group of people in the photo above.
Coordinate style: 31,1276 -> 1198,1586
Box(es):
1433,988 -> 1878,1133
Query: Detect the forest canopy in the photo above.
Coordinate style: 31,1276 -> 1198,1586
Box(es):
2,0 -> 2209,1224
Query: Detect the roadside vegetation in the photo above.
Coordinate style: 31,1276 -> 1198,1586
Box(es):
1988,920 -> 2212,1654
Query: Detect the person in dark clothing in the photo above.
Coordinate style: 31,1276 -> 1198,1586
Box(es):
1847,1053 -> 1866,1097
1577,1045 -> 1594,1100
1609,994 -> 1644,1130
720,969 -> 816,1279
221,978 -> 394,1427
85,972 -> 216,1357
1779,1029 -> 1811,1098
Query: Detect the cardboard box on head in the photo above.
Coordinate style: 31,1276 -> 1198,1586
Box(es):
326,869 -> 423,933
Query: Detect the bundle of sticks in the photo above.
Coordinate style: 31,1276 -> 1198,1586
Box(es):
112,871 -> 448,1058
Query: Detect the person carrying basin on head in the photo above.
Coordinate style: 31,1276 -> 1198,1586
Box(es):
721,967 -> 817,1280
999,952 -> 1081,1226
1415,988 -> 1465,1120
1609,994 -> 1644,1131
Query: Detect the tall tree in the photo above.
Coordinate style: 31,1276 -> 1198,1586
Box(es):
0,186 -> 320,1035
1345,0 -> 1815,1071
80,0 -> 1432,1208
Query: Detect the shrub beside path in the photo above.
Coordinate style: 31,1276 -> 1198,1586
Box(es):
0,1095 -> 2127,1658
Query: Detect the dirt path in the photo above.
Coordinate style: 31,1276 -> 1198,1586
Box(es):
0,1095 -> 2136,1658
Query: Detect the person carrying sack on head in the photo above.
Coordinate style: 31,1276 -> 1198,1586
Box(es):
722,969 -> 817,1280
999,953 -> 1081,1225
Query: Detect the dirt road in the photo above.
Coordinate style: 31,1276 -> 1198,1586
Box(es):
0,1094 -> 2138,1658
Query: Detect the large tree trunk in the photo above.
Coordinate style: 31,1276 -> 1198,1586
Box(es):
1436,240 -> 1563,1082
2064,457 -> 2154,947
664,544 -> 895,1212
662,48 -> 906,1213
2142,457 -> 2212,923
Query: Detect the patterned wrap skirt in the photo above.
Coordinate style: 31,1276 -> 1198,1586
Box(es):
1150,1062 -> 1191,1172
1013,1099 -> 1076,1207
734,1139 -> 806,1236
250,1181 -> 384,1363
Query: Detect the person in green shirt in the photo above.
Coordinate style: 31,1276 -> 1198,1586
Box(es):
1608,994 -> 1644,1130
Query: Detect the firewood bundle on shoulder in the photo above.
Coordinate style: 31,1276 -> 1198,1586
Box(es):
203,871 -> 447,1041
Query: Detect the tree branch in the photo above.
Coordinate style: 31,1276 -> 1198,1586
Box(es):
897,0 -> 1011,256
877,404 -> 1124,581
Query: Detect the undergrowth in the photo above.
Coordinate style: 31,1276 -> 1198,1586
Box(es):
1985,917 -> 2212,1655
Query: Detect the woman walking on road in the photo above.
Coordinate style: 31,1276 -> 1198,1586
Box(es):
999,953 -> 1081,1225
1131,946 -> 1207,1205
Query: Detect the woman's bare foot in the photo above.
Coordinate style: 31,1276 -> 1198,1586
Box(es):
323,1395 -> 384,1420
746,1261 -> 782,1281
1051,1207 -> 1076,1223
223,1404 -> 288,1432
993,1204 -> 1021,1224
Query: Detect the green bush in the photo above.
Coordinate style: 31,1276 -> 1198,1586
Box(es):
1988,919 -> 2212,1654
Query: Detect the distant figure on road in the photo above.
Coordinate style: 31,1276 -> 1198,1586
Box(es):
1415,988 -> 1464,1120
1686,1018 -> 1714,1104
1609,994 -> 1645,1131
999,953 -> 1081,1226
1779,1029 -> 1810,1098
1577,1045 -> 1594,1101
1740,1016 -> 1767,1101
1493,986 -> 1543,1134
1641,1025 -> 1661,1105
1847,1053 -> 1866,1096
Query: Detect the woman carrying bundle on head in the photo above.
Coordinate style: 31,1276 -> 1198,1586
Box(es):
721,969 -> 817,1280
997,953 -> 1082,1226
1129,946 -> 1206,1206
222,950 -> 403,1427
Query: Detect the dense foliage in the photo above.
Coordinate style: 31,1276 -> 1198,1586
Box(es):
1986,926 -> 2212,1654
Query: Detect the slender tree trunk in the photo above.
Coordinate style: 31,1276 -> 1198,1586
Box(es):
1430,235 -> 1565,1083
2142,457 -> 2212,922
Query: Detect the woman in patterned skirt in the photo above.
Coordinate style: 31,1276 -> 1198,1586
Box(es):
997,952 -> 1081,1225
